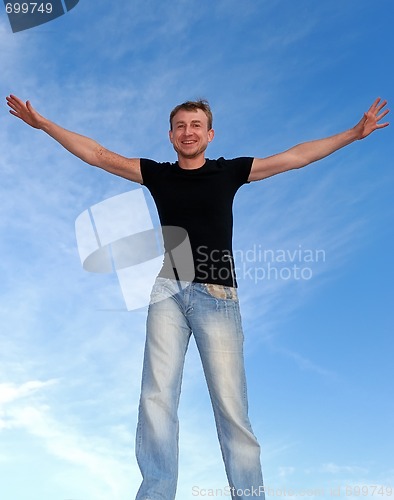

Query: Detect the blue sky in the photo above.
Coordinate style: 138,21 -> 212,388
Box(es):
1,1 -> 393,499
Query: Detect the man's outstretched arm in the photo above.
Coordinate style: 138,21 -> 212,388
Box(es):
6,95 -> 142,184
248,98 -> 389,182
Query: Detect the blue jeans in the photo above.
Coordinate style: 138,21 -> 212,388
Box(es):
135,278 -> 264,500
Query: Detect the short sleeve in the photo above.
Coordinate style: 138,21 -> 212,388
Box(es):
140,158 -> 159,187
217,157 -> 253,186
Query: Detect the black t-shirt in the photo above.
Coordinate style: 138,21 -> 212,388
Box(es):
140,157 -> 253,287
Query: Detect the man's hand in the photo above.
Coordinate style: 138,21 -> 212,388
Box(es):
5,93 -> 142,183
6,94 -> 45,129
354,97 -> 390,140
249,97 -> 390,182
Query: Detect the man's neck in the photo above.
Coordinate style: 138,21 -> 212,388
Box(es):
177,153 -> 206,170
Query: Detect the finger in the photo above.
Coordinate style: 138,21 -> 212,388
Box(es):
9,110 -> 22,119
375,99 -> 388,114
6,100 -> 18,112
8,95 -> 28,113
376,122 -> 389,129
6,95 -> 17,107
360,112 -> 368,123
8,94 -> 24,106
369,97 -> 381,112
6,95 -> 23,111
377,108 -> 390,121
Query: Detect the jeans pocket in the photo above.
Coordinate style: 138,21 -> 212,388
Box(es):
204,283 -> 238,301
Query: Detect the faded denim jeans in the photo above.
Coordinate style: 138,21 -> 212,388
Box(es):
135,277 -> 265,500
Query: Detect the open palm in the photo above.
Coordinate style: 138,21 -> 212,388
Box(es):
355,97 -> 390,139
6,94 -> 44,129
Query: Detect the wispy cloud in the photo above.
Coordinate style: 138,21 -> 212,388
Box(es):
1,2 -> 392,499
4,402 -> 136,499
321,462 -> 369,475
233,152 -> 385,364
278,466 -> 296,478
0,380 -> 57,405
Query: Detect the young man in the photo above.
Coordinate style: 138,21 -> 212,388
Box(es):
6,94 -> 389,500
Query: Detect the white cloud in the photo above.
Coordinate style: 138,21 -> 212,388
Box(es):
6,403 -> 137,499
0,379 -> 57,405
273,347 -> 336,379
278,466 -> 296,478
234,155 -> 381,341
1,3 -> 392,499
321,462 -> 369,475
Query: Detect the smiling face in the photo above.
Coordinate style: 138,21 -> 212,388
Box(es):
169,108 -> 215,163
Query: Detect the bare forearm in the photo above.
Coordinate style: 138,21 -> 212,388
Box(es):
7,95 -> 142,182
40,117 -> 101,165
288,127 -> 359,168
36,118 -> 141,181
249,127 -> 361,181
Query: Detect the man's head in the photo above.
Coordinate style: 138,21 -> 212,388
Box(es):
169,100 -> 214,161
169,100 -> 213,131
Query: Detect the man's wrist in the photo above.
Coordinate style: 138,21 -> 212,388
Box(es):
39,117 -> 52,132
347,126 -> 361,142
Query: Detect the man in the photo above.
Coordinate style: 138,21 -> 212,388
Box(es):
6,94 -> 389,500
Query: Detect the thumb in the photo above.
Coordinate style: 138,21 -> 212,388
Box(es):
26,100 -> 34,112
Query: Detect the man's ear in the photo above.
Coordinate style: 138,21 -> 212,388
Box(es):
169,130 -> 174,143
208,129 -> 215,142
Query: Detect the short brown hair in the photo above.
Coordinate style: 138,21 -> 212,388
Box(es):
169,99 -> 213,130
